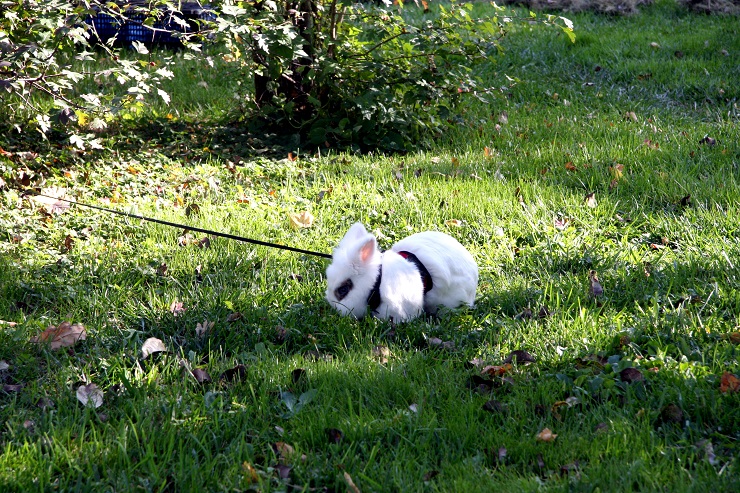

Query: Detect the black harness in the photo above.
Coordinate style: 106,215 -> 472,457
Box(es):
367,251 -> 433,312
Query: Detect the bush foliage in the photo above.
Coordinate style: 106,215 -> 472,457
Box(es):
0,1 -> 574,152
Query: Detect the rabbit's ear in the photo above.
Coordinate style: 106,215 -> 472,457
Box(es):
346,222 -> 369,242
358,237 -> 377,264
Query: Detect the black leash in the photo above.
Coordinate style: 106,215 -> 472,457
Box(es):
23,190 -> 333,259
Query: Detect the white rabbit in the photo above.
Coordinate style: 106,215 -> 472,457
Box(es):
325,223 -> 478,321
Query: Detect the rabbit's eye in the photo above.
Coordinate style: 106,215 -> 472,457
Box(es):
334,279 -> 353,300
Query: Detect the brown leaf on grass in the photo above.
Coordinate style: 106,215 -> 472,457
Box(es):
196,320 -> 214,338
720,372 -> 740,393
30,322 -> 87,350
554,217 -> 571,230
344,471 -> 361,493
226,312 -> 242,323
3,384 -> 23,393
274,325 -> 288,343
481,364 -> 512,377
469,375 -> 495,394
536,453 -> 546,472
192,369 -> 212,384
372,345 -> 391,364
560,462 -> 581,477
156,263 -> 168,276
536,428 -> 558,442
0,360 -> 9,371
220,364 -> 247,382
538,306 -> 553,319
36,397 -> 54,410
291,368 -> 307,384
515,307 -> 533,319
169,301 -> 185,316
141,337 -> 167,359
76,383 -> 103,408
620,367 -> 644,383
503,350 -> 535,365
428,337 -> 443,347
288,210 -> 314,229
584,192 -> 597,208
588,270 -> 603,298
465,358 -> 486,369
643,139 -> 659,150
726,332 -> 740,344
242,462 -> 259,484
496,447 -> 508,464
273,442 -> 295,462
594,422 -> 609,433
276,464 -> 291,480
423,470 -> 439,482
659,403 -> 683,424
326,427 -> 344,444
695,439 -> 719,466
30,188 -> 71,214
565,162 -> 577,172
482,400 -> 507,414
62,234 -> 75,252
196,237 -> 211,249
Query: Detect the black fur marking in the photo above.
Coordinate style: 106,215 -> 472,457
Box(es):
335,279 -> 353,301
367,266 -> 382,312
398,251 -> 433,294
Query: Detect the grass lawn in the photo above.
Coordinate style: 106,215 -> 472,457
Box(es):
1,1 -> 739,491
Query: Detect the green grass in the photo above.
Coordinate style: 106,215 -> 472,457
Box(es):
1,1 -> 740,491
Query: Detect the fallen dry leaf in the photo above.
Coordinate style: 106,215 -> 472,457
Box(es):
344,471 -> 361,493
30,187 -> 71,214
588,270 -> 603,298
242,462 -> 259,484
594,422 -> 609,433
584,192 -> 597,208
536,427 -> 558,442
274,442 -> 295,462
660,403 -> 683,424
276,464 -> 291,480
226,312 -> 243,322
423,470 -> 439,482
291,368 -> 307,383
30,322 -> 86,350
220,364 -> 247,382
169,301 -> 185,316
288,210 -> 314,229
482,400 -> 507,414
76,383 -> 103,408
326,427 -> 344,444
196,320 -> 214,338
3,384 -> 23,393
141,337 -> 167,359
372,345 -> 391,364
720,372 -> 740,393
0,360 -> 9,371
503,350 -> 535,365
445,219 -> 463,227
192,368 -> 212,384
620,367 -> 644,383
554,217 -> 571,230
481,364 -> 512,377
